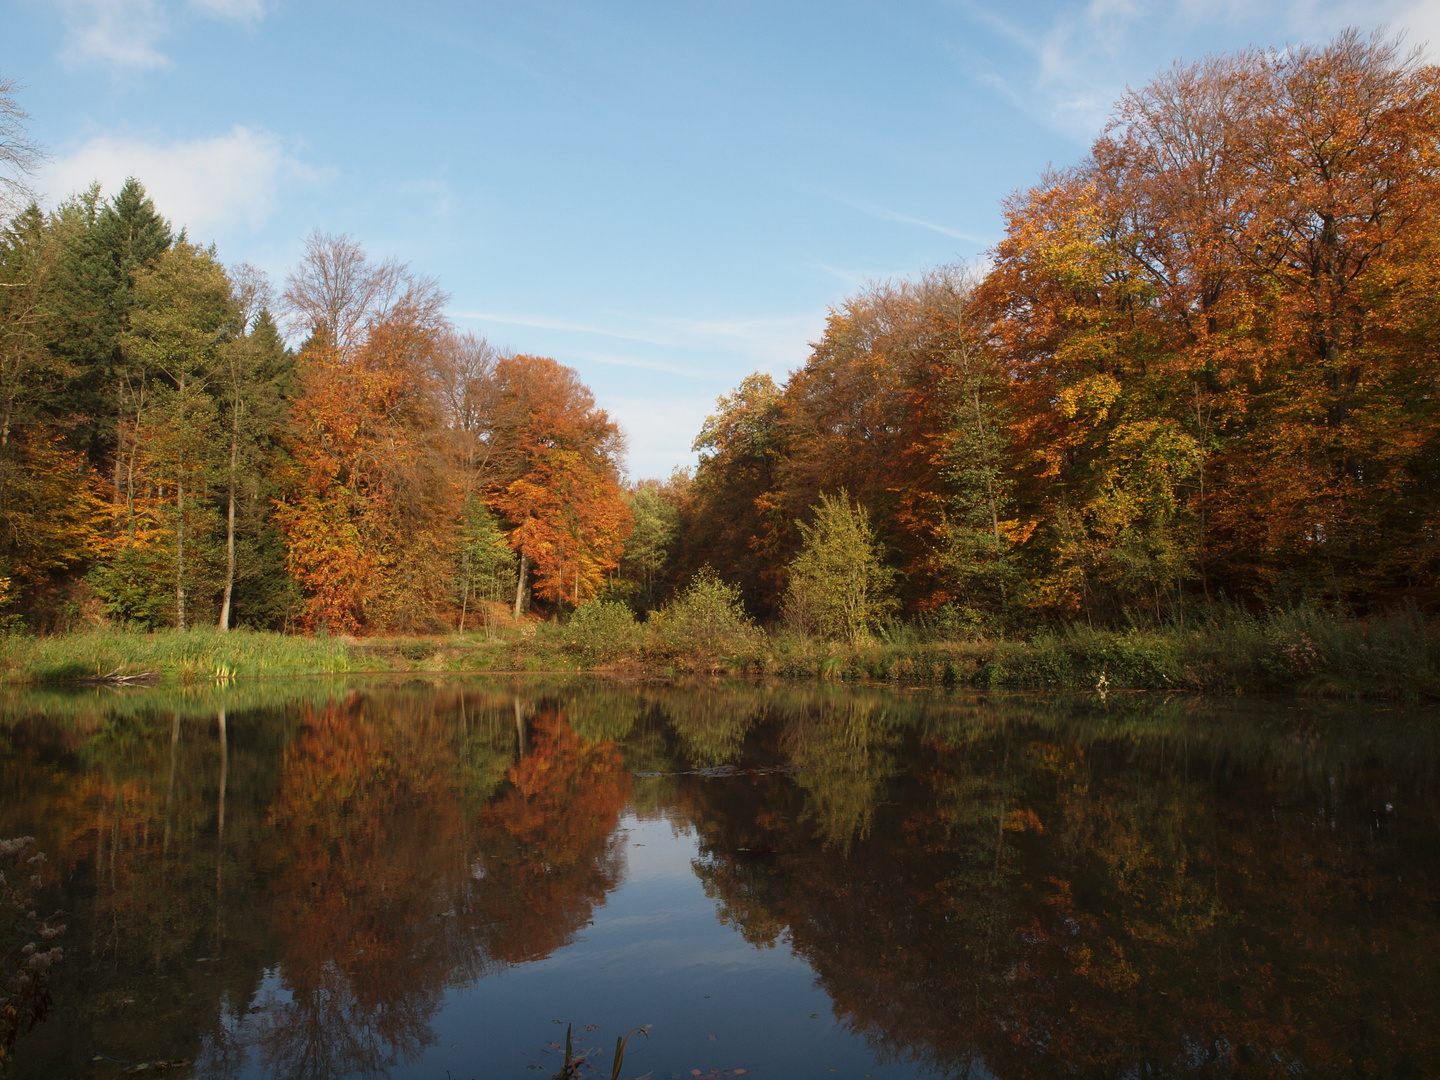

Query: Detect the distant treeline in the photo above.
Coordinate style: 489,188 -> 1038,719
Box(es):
1,30 -> 1437,636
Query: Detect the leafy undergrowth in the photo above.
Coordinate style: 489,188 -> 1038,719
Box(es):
3,603 -> 1436,700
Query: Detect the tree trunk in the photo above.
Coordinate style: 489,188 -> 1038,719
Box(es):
458,546 -> 470,633
1193,388 -> 1213,606
114,374 -> 124,505
219,425 -> 238,630
125,380 -> 144,539
974,389 -> 1001,550
176,470 -> 186,630
513,551 -> 528,621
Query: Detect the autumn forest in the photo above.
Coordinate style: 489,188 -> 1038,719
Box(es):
3,32 -> 1439,648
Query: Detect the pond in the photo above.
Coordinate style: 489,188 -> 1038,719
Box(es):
1,678 -> 1437,1079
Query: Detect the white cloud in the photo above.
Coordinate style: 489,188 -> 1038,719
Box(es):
53,0 -> 269,69
826,193 -> 991,246
57,0 -> 170,69
805,261 -> 876,289
41,126 -> 302,235
1392,0 -> 1440,57
602,394 -> 713,480
558,349 -> 707,381
955,0 -> 1440,138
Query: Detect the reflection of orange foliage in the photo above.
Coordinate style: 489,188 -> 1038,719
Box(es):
475,709 -> 632,963
263,695 -> 469,1048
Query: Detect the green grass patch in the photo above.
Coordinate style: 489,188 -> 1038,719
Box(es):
756,604 -> 1439,699
0,626 -> 360,685
5,603 -> 1436,699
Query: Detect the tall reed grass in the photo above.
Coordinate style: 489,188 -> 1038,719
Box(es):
0,627 -> 357,685
761,602 -> 1439,700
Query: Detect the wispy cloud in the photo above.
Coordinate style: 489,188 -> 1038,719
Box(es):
1391,0 -> 1440,57
553,348 -> 709,381
394,177 -> 457,220
602,394 -> 714,479
825,192 -> 991,246
58,0 -> 170,69
54,0 -> 270,70
42,126 -> 308,234
804,260 -> 877,288
452,309 -> 821,372
950,0 -> 1440,137
451,310 -> 672,346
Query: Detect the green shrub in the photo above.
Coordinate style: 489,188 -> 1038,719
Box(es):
650,568 -> 760,667
564,600 -> 643,667
783,492 -> 896,644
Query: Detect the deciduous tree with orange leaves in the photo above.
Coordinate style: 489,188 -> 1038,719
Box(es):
274,233 -> 459,632
983,30 -> 1440,613
485,354 -> 630,615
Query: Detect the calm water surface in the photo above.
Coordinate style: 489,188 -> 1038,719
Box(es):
1,679 -> 1437,1079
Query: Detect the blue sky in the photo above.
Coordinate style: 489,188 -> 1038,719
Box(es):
4,0 -> 1438,477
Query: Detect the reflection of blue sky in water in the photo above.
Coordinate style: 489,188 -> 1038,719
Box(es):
422,813 -> 931,1080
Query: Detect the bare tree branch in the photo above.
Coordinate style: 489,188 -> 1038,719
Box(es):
228,262 -> 274,333
282,230 -> 420,356
0,78 -> 44,218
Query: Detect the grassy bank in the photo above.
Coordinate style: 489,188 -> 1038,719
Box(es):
0,621 -> 595,686
2,603 -> 1436,700
761,604 -> 1440,700
0,626 -> 360,684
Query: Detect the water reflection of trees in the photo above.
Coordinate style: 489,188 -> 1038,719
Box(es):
257,692 -> 474,1078
675,692 -> 1440,1077
474,706 -> 630,964
0,682 -> 634,1079
2,681 -> 1438,1078
253,690 -> 632,1078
